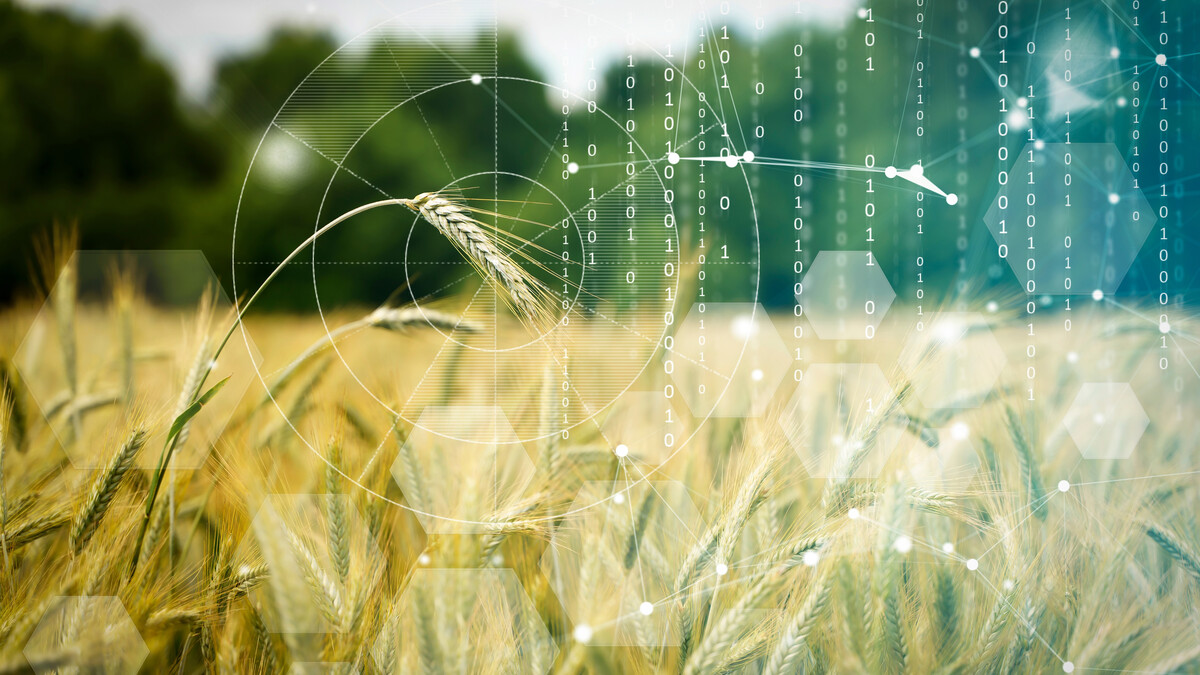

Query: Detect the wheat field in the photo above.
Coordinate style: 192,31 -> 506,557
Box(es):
0,210 -> 1198,674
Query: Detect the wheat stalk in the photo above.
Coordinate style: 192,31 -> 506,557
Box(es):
70,428 -> 147,553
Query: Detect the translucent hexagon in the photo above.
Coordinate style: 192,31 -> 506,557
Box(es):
779,363 -> 910,480
899,313 -> 1007,409
13,250 -> 260,468
983,143 -> 1156,296
900,425 -> 982,492
668,302 -> 791,418
23,596 -> 147,675
799,250 -> 896,340
1062,382 -> 1149,459
371,568 -> 556,674
597,390 -> 691,465
391,405 -> 535,533
237,493 -> 384,660
541,480 -> 706,646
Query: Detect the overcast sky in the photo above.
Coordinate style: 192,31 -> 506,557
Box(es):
24,0 -> 857,100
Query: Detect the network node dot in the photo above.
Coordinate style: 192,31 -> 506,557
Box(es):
802,550 -> 820,567
490,554 -> 504,566
1017,96 -> 1029,108
1092,289 -> 1105,301
613,492 -> 625,504
1067,351 -> 1079,364
946,193 -> 959,206
418,553 -> 431,566
848,508 -> 861,520
1108,192 -> 1120,204
1110,47 -> 1121,58
615,443 -> 629,458
894,536 -> 913,554
884,166 -> 898,178
1156,54 -> 1168,66
573,624 -> 593,643
639,601 -> 654,616
1035,139 -> 1046,150
470,73 -> 483,85
742,150 -> 755,163
942,542 -> 955,554
667,152 -> 680,165
1160,321 -> 1170,334
567,162 -> 579,174
1058,480 -> 1070,493
986,301 -> 999,313
751,368 -> 764,382
969,47 -> 981,59
1002,579 -> 1015,591
724,154 -> 740,168
1063,662 -> 1075,673
716,562 -> 729,576
966,558 -> 979,571
1117,96 -> 1128,107
950,422 -> 970,441
857,7 -> 869,19
910,163 -> 924,177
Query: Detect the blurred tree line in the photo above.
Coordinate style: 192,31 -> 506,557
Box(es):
0,0 -> 1191,310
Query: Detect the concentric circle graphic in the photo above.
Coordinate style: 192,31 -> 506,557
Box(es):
232,0 -> 762,526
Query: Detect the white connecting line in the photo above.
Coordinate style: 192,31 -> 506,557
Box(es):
663,151 -> 959,205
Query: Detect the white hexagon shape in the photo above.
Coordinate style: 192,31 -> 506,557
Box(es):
371,568 -> 556,674
983,143 -> 1156,296
23,596 -> 147,675
900,424 -> 982,492
541,480 -> 706,646
799,250 -> 896,340
238,493 -> 384,658
1062,382 -> 1149,459
13,250 -> 260,468
668,302 -> 791,419
598,390 -> 691,465
391,405 -> 535,533
779,363 -> 909,480
900,313 -> 1007,409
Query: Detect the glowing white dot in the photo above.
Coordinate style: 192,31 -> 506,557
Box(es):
884,166 -> 898,178
802,550 -> 820,567
639,601 -> 654,616
470,73 -> 483,85
966,558 -> 979,571
857,7 -> 869,19
1092,289 -> 1104,302
667,152 -> 680,165
894,536 -> 913,554
1093,413 -> 1106,425
1117,96 -> 1128,107
986,301 -> 999,313
1160,321 -> 1170,334
724,154 -> 740,168
567,162 -> 579,174
418,553 -> 431,566
1110,47 -> 1121,58
1002,579 -> 1015,591
951,422 -> 970,441
742,151 -> 755,163
1156,54 -> 1167,66
942,542 -> 955,554
1063,662 -> 1075,673
1067,351 -> 1079,364
573,624 -> 593,643
615,444 -> 629,458
1017,96 -> 1029,108
491,554 -> 504,566
715,562 -> 729,576
946,193 -> 959,206
910,163 -> 924,177
751,368 -> 764,382
613,492 -> 626,504
848,508 -> 861,520
1058,480 -> 1070,493
1007,109 -> 1028,130
1035,139 -> 1046,150
969,47 -> 981,59
1108,193 -> 1120,204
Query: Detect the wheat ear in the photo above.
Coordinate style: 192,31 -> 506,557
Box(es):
70,429 -> 147,553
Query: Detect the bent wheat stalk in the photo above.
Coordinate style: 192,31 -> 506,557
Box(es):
131,192 -> 553,576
